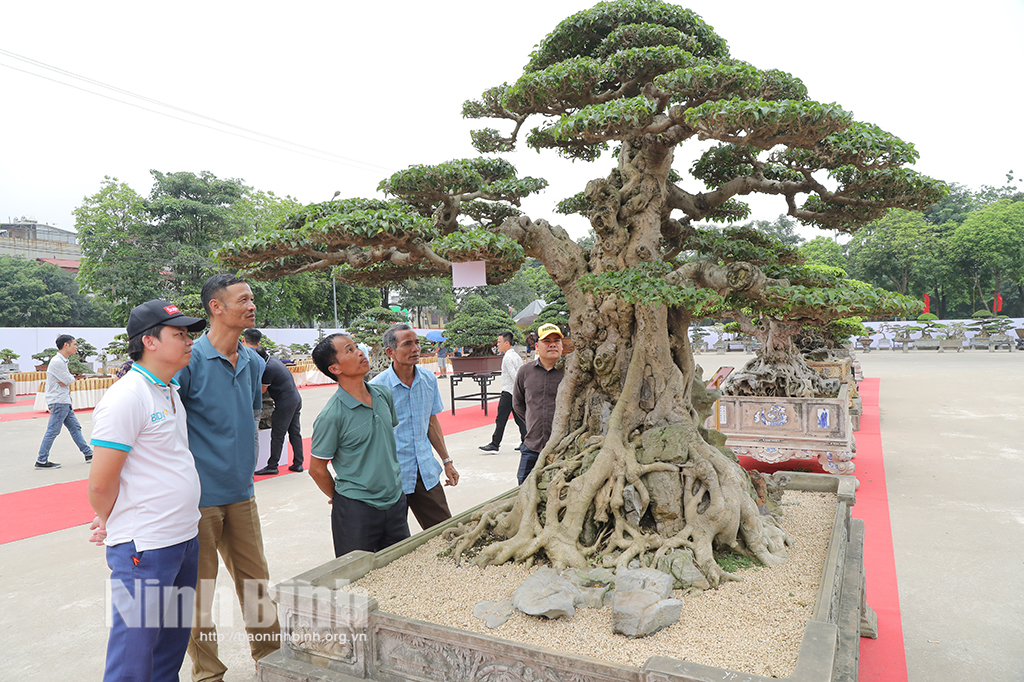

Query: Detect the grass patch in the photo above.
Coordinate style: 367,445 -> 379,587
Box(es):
714,550 -> 761,573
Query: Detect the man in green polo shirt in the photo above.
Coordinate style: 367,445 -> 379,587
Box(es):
309,333 -> 409,557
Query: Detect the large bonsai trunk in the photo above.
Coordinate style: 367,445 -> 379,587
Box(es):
450,141 -> 789,588
722,316 -> 831,398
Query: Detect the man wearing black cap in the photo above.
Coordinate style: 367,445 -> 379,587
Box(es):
87,299 -> 206,682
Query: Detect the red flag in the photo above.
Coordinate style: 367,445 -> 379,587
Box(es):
923,293 -> 930,314
995,292 -> 1003,312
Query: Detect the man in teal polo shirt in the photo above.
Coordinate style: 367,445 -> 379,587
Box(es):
174,274 -> 279,682
309,333 -> 409,557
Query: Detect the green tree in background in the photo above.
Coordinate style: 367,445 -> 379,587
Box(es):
798,236 -> 846,270
949,199 -> 1024,314
0,256 -> 110,327
76,177 -> 163,321
847,209 -> 933,296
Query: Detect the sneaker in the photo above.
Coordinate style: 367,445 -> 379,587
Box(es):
35,461 -> 62,469
85,453 -> 93,463
515,443 -> 524,451
254,466 -> 279,476
288,464 -> 304,473
478,443 -> 499,453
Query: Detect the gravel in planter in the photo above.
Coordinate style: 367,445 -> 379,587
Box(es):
341,490 -> 837,677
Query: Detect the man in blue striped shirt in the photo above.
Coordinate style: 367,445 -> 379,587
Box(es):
370,324 -> 459,529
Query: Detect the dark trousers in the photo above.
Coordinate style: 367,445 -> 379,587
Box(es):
331,491 -> 410,558
490,391 -> 527,448
517,447 -> 540,485
407,470 -> 452,530
267,399 -> 303,468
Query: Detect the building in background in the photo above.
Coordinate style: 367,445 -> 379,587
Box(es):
0,217 -> 81,273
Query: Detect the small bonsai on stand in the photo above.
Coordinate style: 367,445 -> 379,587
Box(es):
446,295 -> 523,356
0,349 -> 20,373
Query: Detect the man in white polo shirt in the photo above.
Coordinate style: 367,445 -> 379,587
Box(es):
87,299 -> 207,682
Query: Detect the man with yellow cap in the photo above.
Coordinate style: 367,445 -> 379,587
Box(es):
511,323 -> 565,484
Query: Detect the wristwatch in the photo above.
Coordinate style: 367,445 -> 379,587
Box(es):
441,457 -> 453,464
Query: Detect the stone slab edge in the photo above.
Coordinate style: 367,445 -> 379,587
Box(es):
262,474 -> 861,682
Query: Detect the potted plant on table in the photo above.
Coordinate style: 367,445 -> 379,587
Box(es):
446,295 -> 523,373
910,313 -> 942,350
937,322 -> 967,352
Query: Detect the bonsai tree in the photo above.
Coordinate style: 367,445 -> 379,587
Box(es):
216,1 -> 944,587
911,312 -> 944,338
348,306 -> 406,375
0,349 -> 19,365
103,334 -> 130,367
74,337 -> 97,364
968,310 -> 1014,338
289,342 -> 312,356
445,294 -> 523,355
937,321 -> 967,340
527,291 -> 570,336
32,348 -> 58,368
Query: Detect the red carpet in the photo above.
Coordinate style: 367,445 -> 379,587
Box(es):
0,398 -> 502,545
739,378 -> 905,682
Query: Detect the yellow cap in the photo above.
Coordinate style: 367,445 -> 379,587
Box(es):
537,323 -> 564,340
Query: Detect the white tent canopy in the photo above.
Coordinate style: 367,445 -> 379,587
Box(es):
514,299 -> 547,325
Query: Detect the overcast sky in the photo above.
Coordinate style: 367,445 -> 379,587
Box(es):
2,0 -> 1021,242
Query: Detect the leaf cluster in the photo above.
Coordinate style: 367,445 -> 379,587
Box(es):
444,295 -> 522,353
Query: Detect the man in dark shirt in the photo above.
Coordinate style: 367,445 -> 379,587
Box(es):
244,329 -> 304,475
512,323 -> 565,484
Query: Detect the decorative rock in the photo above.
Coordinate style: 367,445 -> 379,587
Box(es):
563,568 -> 615,608
644,470 -> 685,535
472,599 -> 514,629
611,589 -> 683,637
615,567 -> 674,599
622,484 -> 642,527
512,567 -> 582,619
656,549 -> 711,591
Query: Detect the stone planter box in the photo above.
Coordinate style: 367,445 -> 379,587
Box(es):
0,362 -> 19,374
807,359 -> 861,432
711,383 -> 856,475
450,355 -> 503,374
259,473 -> 873,682
914,337 -> 939,351
987,334 -> 1014,352
937,338 -> 964,353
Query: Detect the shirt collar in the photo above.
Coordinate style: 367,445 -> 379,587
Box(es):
335,382 -> 374,409
130,362 -> 180,387
194,333 -> 252,368
378,364 -> 424,390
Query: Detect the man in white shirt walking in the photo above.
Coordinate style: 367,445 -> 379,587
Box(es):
479,331 -> 527,453
35,334 -> 93,469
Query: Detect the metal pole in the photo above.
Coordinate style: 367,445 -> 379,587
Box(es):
332,268 -> 338,329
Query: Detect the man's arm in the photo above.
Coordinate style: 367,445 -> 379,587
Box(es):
427,415 -> 458,486
308,457 -> 335,503
51,356 -> 75,387
512,366 -> 527,423
87,446 -> 128,545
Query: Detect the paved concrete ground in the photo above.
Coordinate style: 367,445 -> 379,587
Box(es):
1,351 -> 1021,681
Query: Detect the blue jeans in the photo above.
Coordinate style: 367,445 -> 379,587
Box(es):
37,402 -> 92,462
105,537 -> 199,682
517,447 -> 540,485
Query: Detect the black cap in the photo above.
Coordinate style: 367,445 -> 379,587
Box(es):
127,299 -> 206,339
